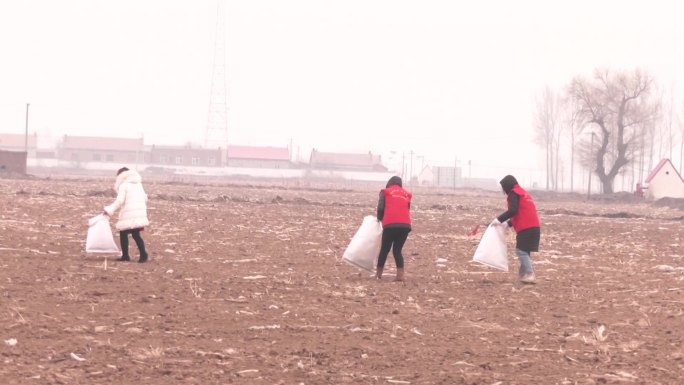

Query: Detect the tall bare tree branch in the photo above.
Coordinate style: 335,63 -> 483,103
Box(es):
567,68 -> 656,193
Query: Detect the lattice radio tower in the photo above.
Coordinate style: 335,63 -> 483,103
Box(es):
205,0 -> 228,157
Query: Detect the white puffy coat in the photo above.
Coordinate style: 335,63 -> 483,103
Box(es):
104,170 -> 150,231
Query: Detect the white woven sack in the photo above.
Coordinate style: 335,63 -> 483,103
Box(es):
342,215 -> 383,272
86,214 -> 119,253
472,224 -> 509,272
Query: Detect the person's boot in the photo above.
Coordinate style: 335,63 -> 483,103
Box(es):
519,272 -> 536,284
137,242 -> 148,263
394,268 -> 404,282
117,255 -> 130,262
375,267 -> 383,279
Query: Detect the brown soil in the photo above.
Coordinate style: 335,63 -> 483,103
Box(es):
1,178 -> 682,384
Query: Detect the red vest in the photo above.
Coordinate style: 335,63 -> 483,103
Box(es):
509,185 -> 540,232
382,185 -> 412,227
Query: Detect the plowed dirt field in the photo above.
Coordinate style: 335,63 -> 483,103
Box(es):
1,177 -> 682,384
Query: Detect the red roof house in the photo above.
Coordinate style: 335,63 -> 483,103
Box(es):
644,158 -> 684,199
0,133 -> 38,151
59,135 -> 147,164
226,145 -> 292,168
309,150 -> 387,172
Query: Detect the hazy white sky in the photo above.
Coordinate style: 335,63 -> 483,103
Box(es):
1,0 -> 683,180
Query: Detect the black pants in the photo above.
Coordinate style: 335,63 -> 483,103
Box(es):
120,229 -> 147,259
377,227 -> 410,269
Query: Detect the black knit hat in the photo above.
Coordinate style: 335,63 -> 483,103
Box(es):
499,174 -> 518,194
117,167 -> 129,176
386,176 -> 403,188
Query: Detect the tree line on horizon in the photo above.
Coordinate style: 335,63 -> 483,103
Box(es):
534,68 -> 683,194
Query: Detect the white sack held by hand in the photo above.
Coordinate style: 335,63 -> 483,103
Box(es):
342,215 -> 383,272
86,214 -> 120,253
472,223 -> 508,272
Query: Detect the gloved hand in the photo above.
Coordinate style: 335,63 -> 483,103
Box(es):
489,218 -> 501,227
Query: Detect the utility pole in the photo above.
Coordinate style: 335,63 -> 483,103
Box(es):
24,103 -> 30,153
453,156 -> 458,189
409,150 -> 414,185
587,132 -> 595,199
401,152 -> 405,179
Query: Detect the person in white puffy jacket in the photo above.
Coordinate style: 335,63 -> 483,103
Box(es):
103,167 -> 150,262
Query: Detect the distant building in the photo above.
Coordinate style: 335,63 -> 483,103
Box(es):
150,144 -> 223,167
644,158 -> 684,199
415,165 -> 497,190
0,133 -> 38,157
227,145 -> 291,168
309,150 -> 387,172
432,166 -> 462,188
0,150 -> 27,174
417,166 -> 434,186
463,177 -> 499,191
59,135 -> 147,165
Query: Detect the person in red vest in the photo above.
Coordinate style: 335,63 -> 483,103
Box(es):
376,176 -> 412,281
490,175 -> 540,284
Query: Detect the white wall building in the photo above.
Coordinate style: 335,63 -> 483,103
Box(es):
644,159 -> 684,200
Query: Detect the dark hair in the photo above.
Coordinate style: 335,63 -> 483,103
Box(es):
386,176 -> 403,188
499,174 -> 518,194
117,167 -> 129,176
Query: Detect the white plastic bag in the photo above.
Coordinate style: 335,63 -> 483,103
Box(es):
472,224 -> 509,271
342,215 -> 383,272
86,214 -> 119,253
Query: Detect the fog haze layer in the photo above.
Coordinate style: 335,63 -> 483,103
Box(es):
1,0 -> 683,184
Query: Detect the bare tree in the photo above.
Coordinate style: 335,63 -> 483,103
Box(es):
533,85 -> 560,190
568,68 -> 657,193
553,108 -> 563,190
644,120 -> 654,176
650,85 -> 669,162
559,96 -> 585,192
679,101 -> 684,171
633,119 -> 651,185
664,87 -> 676,160
645,95 -> 665,176
656,84 -> 681,168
